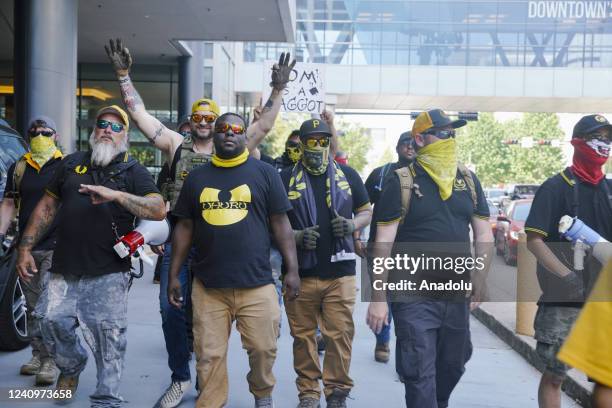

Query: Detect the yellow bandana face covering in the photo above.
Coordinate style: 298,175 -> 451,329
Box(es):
416,138 -> 458,200
30,135 -> 57,168
286,146 -> 302,163
211,149 -> 249,168
301,144 -> 329,175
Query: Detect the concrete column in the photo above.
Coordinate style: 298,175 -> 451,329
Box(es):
178,42 -> 205,121
14,0 -> 78,153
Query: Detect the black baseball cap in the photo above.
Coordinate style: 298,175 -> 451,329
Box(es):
572,114 -> 612,138
300,118 -> 332,139
397,131 -> 413,147
412,109 -> 466,135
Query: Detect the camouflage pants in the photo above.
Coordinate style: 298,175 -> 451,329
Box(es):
21,250 -> 53,360
41,272 -> 130,408
534,305 -> 580,378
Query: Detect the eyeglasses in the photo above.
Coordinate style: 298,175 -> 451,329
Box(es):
179,130 -> 191,137
424,129 -> 456,139
96,119 -> 124,133
214,122 -> 245,135
28,129 -> 55,137
304,138 -> 330,148
191,113 -> 217,124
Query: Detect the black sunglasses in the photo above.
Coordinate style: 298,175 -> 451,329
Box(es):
424,129 -> 456,139
28,129 -> 55,137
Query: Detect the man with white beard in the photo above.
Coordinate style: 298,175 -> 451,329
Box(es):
16,105 -> 166,407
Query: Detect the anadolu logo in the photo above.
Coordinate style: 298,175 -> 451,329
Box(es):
453,178 -> 467,191
199,184 -> 251,226
75,165 -> 88,175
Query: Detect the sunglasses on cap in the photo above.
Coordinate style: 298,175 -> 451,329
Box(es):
214,122 -> 245,135
96,119 -> 124,133
424,129 -> 456,139
191,113 -> 217,124
28,129 -> 55,137
304,138 -> 330,148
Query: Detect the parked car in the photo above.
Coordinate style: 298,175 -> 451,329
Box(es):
495,199 -> 533,265
0,120 -> 29,351
485,188 -> 506,206
487,199 -> 500,242
508,184 -> 539,200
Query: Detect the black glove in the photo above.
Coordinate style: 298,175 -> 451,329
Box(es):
269,52 -> 296,91
295,226 -> 320,250
331,212 -> 355,238
561,271 -> 585,301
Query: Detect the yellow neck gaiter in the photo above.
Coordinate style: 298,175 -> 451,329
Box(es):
30,135 -> 57,169
416,138 -> 457,200
212,149 -> 249,168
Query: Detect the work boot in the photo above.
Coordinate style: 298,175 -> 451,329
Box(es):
316,334 -> 326,354
326,389 -> 349,408
255,396 -> 274,408
35,358 -> 57,386
157,380 -> 191,408
298,397 -> 321,408
54,373 -> 79,401
374,342 -> 390,363
20,355 -> 41,375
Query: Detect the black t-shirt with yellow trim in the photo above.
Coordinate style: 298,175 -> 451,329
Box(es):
524,168 -> 612,306
280,164 -> 370,280
46,151 -> 160,276
376,163 -> 489,243
173,157 -> 291,288
5,152 -> 63,251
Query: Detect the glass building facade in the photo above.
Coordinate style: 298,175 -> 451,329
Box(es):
244,0 -> 612,67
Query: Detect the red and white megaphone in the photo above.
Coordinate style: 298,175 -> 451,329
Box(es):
113,219 -> 170,266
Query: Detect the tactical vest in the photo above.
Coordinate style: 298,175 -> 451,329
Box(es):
163,136 -> 212,210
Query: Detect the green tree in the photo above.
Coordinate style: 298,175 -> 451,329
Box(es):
456,112 -> 511,186
258,113 -> 307,158
335,119 -> 372,173
129,145 -> 155,166
507,113 -> 565,183
372,146 -> 396,170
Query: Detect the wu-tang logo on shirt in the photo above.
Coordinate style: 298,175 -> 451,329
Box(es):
199,185 -> 251,226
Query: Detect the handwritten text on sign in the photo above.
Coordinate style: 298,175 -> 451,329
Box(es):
262,61 -> 325,114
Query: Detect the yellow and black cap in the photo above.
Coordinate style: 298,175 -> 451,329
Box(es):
572,114 -> 612,138
299,118 -> 332,139
412,109 -> 466,135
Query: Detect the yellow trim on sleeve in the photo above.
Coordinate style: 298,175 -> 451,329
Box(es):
474,214 -> 489,220
356,203 -> 372,212
524,227 -> 548,237
144,192 -> 163,198
45,189 -> 59,199
377,217 -> 400,226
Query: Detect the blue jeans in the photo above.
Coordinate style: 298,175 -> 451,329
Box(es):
159,242 -> 192,382
42,272 -> 130,408
374,305 -> 393,344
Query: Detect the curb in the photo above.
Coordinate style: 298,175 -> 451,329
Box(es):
472,307 -> 591,408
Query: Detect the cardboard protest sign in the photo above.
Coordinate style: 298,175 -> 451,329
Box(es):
262,61 -> 325,114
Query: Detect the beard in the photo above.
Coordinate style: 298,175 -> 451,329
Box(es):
191,124 -> 213,140
89,132 -> 129,167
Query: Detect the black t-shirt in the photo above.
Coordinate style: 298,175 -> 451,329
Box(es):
46,152 -> 160,276
525,168 -> 612,306
260,153 -> 275,166
280,164 -> 370,280
173,157 -> 291,288
364,161 -> 404,241
5,154 -> 63,251
376,163 -> 489,243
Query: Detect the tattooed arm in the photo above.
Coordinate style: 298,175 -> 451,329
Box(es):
78,184 -> 166,221
16,194 -> 60,281
246,52 -> 296,152
105,39 -> 182,161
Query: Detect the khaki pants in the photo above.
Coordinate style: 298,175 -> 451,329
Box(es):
191,278 -> 280,408
284,275 -> 356,399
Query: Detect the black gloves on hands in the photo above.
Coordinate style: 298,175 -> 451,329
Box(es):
295,226 -> 320,250
270,52 -> 297,91
562,271 -> 585,301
